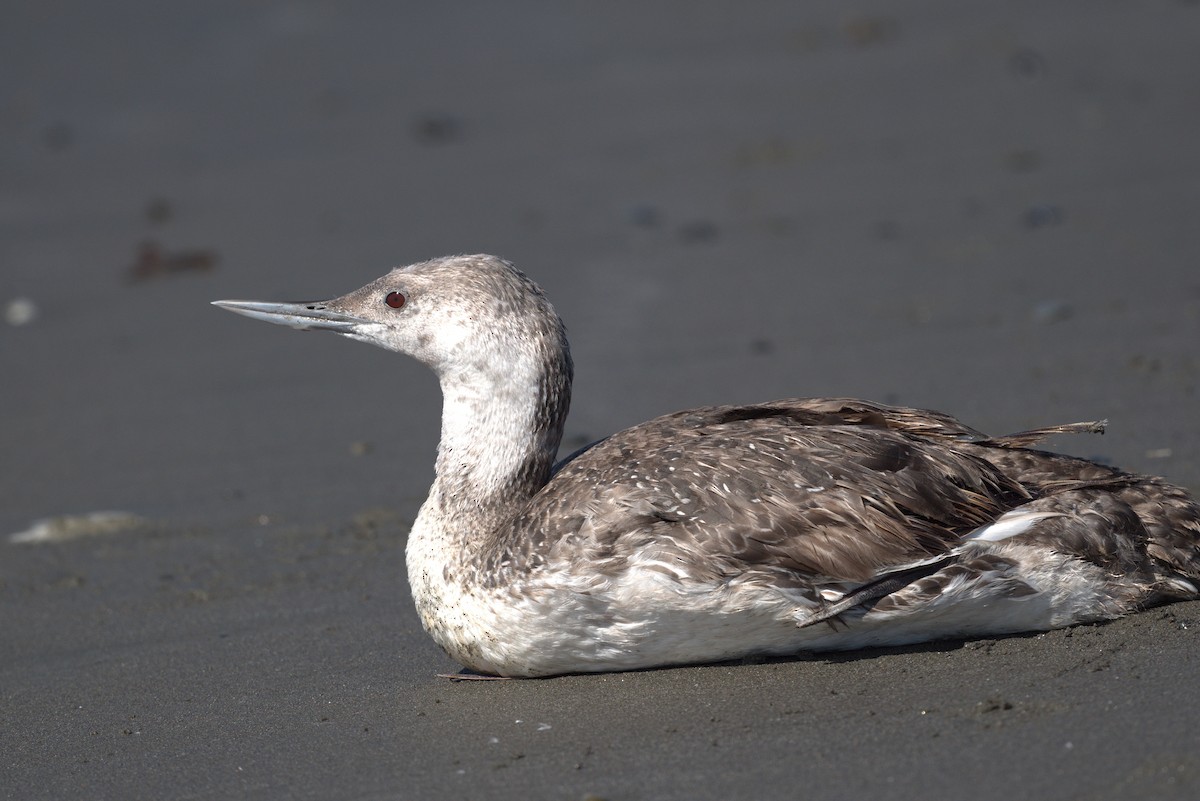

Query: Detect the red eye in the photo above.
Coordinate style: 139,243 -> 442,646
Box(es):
385,291 -> 406,309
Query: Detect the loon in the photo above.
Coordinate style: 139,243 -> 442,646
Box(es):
213,254 -> 1200,677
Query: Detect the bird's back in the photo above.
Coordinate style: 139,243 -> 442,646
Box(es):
487,398 -> 1200,604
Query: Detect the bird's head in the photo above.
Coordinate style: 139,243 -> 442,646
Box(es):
213,254 -> 571,386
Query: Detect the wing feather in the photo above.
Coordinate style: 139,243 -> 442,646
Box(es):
493,400 -> 1035,586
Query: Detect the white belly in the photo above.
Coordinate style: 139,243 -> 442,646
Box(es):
415,542 -> 1124,678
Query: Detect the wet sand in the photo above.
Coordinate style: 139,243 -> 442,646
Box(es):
4,3 -> 1200,799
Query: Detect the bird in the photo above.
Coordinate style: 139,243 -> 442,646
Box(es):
213,254 -> 1200,677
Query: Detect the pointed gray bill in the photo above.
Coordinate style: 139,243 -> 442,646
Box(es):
211,300 -> 367,333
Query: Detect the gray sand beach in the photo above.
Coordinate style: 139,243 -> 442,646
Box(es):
4,2 -> 1200,798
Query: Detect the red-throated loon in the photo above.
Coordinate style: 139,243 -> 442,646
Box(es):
213,254 -> 1200,677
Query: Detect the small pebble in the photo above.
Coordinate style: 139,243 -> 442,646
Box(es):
1032,300 -> 1073,324
1025,204 -> 1064,228
145,197 -> 173,225
627,204 -> 661,227
1010,47 -> 1047,81
678,220 -> 719,243
413,113 -> 462,145
5,297 -> 38,326
843,16 -> 898,46
749,338 -> 775,355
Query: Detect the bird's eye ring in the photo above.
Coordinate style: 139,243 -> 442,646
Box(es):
385,291 -> 406,309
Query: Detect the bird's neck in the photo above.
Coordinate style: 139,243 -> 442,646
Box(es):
404,345 -> 571,669
432,381 -> 563,527
409,344 -> 572,559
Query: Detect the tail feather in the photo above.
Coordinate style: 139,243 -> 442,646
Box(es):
977,419 -> 1107,449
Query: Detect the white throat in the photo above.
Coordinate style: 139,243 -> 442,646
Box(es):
434,359 -> 551,502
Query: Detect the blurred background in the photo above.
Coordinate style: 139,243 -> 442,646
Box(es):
6,5 -> 1200,799
3,1 -> 1200,534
